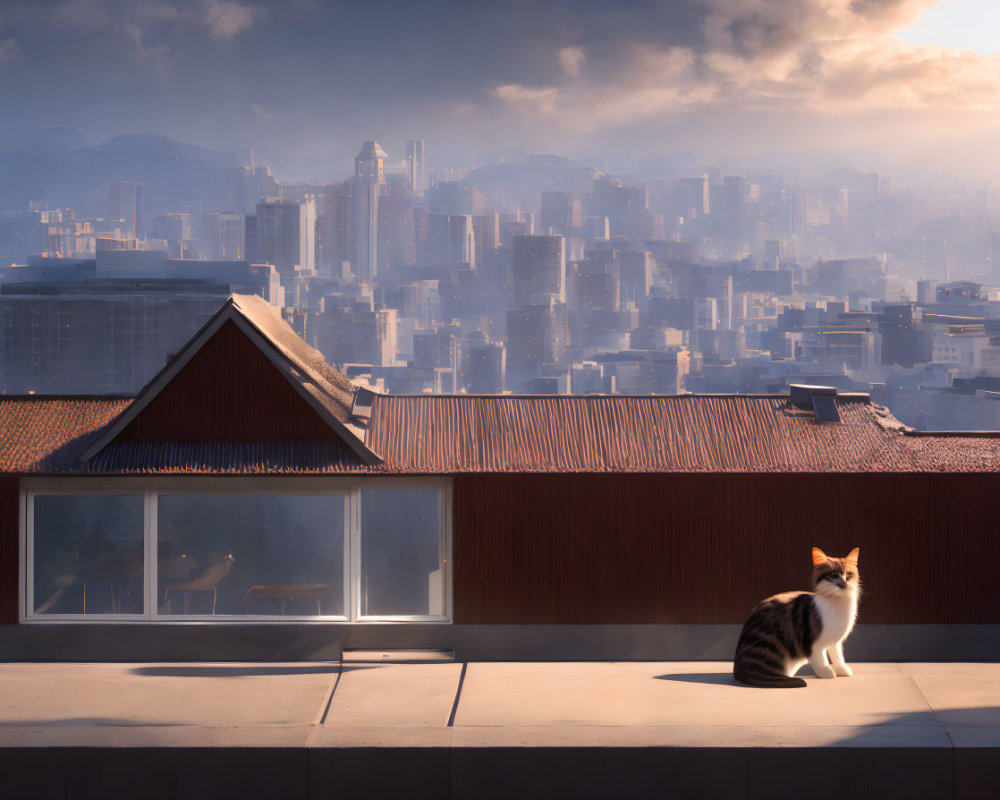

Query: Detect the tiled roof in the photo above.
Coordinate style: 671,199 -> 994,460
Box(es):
2,392 -> 999,476
0,397 -> 132,473
897,432 -> 1000,473
365,394 -> 932,473
0,397 -> 370,475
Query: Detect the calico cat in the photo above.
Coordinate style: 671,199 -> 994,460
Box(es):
733,547 -> 860,688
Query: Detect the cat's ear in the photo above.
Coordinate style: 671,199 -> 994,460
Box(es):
811,547 -> 828,566
846,547 -> 859,564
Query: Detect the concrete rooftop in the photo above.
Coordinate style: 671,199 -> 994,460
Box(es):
0,661 -> 997,799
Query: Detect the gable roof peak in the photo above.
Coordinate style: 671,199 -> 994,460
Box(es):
79,294 -> 380,465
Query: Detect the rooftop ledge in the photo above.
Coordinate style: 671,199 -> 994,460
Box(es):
0,661 -> 996,798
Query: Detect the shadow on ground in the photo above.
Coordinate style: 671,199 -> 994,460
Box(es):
654,672 -> 745,686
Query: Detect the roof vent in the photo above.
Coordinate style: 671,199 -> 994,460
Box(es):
789,384 -> 840,423
350,387 -> 375,420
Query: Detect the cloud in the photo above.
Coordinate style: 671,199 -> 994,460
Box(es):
558,45 -> 585,78
0,37 -> 17,62
250,101 -> 272,119
491,0 -> 1000,126
0,0 -> 997,178
202,0 -> 256,40
494,84 -> 562,119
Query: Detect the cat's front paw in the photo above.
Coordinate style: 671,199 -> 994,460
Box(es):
812,664 -> 837,679
833,664 -> 853,677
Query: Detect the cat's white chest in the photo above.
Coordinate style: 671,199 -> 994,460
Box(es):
814,592 -> 858,645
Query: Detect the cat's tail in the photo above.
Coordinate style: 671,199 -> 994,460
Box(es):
733,669 -> 808,688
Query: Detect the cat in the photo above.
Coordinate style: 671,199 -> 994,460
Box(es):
733,547 -> 860,688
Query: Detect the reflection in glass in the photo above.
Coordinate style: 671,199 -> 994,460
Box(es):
32,495 -> 145,615
360,488 -> 443,616
156,495 -> 345,616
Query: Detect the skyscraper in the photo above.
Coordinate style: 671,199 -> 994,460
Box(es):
511,234 -> 565,306
245,198 -> 316,279
352,140 -> 387,283
109,181 -> 144,239
540,191 -> 580,236
406,140 -> 427,196
422,214 -> 475,269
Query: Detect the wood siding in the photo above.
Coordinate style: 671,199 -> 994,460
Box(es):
453,473 -> 1000,625
0,477 -> 20,624
119,320 -> 345,443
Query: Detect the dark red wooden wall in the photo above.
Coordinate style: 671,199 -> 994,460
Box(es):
452,473 -> 1000,625
4,471 -> 998,625
0,476 -> 20,624
120,320 -> 343,443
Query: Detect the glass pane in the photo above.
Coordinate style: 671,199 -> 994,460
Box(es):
360,487 -> 444,617
156,495 -> 344,617
32,495 -> 145,615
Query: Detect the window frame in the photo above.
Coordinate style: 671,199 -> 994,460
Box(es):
20,476 -> 452,624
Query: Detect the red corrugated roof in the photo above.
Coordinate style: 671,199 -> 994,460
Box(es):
0,397 -> 370,475
0,397 -> 132,474
2,393 -> 999,475
365,394 -> 928,473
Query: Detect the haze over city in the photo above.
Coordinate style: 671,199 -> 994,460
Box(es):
4,0 -> 1000,432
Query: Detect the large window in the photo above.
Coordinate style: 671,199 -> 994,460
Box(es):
23,480 -> 450,622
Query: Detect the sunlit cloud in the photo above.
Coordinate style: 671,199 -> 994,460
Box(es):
202,0 -> 256,41
558,45 -> 585,78
490,0 -> 1000,132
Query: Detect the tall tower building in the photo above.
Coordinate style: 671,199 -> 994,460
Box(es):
352,140 -> 387,283
109,182 -> 144,239
540,191 -> 580,236
406,140 -> 427,196
246,198 -> 316,279
511,234 -> 566,307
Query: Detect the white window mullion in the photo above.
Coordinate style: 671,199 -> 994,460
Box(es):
24,491 -> 34,621
342,490 -> 352,622
146,489 -> 157,620
350,485 -> 361,621
444,481 -> 453,621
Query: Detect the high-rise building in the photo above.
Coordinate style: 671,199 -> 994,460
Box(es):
540,191 -> 581,236
317,303 -> 397,368
460,331 -> 505,394
511,234 -> 565,306
245,198 -> 316,279
674,175 -> 710,220
351,141 -> 387,283
506,301 -> 569,385
317,180 -> 352,277
421,214 -> 475,269
378,176 -> 416,277
406,140 -> 427,196
199,212 -> 245,261
109,182 -> 144,239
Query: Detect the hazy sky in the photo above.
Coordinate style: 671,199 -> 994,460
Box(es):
0,0 -> 998,181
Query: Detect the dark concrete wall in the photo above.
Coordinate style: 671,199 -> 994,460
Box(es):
453,473 -> 1000,625
0,477 -> 18,624
1,623 -> 999,662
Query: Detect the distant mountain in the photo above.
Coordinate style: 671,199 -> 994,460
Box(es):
463,154 -> 601,208
0,129 -> 240,218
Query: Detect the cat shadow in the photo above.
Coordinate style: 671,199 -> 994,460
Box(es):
130,664 -> 373,678
655,667 -> 830,687
654,672 -> 750,687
